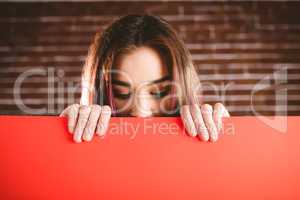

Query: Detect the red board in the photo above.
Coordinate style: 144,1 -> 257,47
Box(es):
0,116 -> 299,200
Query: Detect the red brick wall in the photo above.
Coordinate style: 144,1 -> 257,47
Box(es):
0,1 -> 299,115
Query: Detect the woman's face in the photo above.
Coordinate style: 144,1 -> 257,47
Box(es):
112,46 -> 174,117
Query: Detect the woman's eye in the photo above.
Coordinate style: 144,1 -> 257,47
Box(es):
150,85 -> 171,99
114,93 -> 131,99
113,89 -> 131,100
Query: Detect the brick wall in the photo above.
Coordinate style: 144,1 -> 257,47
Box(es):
0,1 -> 299,115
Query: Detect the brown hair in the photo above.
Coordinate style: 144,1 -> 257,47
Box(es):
80,14 -> 202,116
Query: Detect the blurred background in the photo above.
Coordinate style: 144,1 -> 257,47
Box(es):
0,1 -> 299,116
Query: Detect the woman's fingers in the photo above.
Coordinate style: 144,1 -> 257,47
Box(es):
190,104 -> 209,141
60,104 -> 112,143
62,103 -> 229,143
213,103 -> 230,134
180,105 -> 197,137
59,104 -> 80,134
82,105 -> 102,142
96,105 -> 112,137
201,104 -> 219,142
73,105 -> 92,143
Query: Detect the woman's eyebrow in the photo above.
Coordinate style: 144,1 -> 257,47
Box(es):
111,75 -> 171,87
145,75 -> 171,85
111,79 -> 131,87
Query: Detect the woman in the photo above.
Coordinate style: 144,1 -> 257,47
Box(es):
60,14 -> 230,143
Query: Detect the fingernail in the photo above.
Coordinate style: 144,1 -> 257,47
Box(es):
191,127 -> 197,137
74,139 -> 82,143
97,124 -> 107,137
84,134 -> 91,142
68,126 -> 74,133
97,128 -> 104,136
202,134 -> 209,141
211,134 -> 218,142
74,135 -> 82,143
218,121 -> 222,132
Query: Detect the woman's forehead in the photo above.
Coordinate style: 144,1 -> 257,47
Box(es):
113,46 -> 169,85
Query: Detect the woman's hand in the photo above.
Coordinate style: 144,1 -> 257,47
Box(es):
180,103 -> 230,142
59,104 -> 112,143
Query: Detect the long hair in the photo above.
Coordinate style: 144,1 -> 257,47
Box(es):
80,14 -> 202,116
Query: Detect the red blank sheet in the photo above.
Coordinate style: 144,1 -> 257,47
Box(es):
0,116 -> 299,200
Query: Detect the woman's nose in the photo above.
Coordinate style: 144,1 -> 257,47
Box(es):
129,92 -> 152,117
